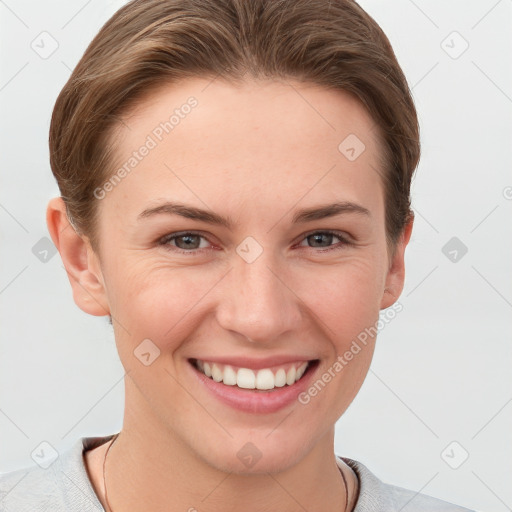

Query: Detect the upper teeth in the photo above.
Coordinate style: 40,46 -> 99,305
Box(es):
195,360 -> 309,390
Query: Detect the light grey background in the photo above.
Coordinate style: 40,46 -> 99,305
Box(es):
1,1 -> 511,511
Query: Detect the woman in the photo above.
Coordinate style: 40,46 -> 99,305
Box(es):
0,0 -> 477,510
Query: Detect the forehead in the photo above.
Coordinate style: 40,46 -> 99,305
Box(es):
106,77 -> 384,217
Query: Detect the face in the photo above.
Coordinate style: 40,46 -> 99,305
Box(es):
57,77 -> 410,474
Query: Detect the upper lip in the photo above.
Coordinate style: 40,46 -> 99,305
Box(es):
189,355 -> 318,370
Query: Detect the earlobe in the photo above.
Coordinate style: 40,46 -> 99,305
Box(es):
380,215 -> 414,310
46,197 -> 110,317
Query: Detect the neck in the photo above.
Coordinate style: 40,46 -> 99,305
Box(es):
99,382 -> 358,512
104,428 -> 356,512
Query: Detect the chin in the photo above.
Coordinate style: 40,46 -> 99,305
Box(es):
196,431 -> 314,475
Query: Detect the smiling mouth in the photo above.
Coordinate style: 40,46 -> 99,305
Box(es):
190,358 -> 319,391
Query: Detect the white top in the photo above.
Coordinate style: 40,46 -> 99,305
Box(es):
0,434 -> 476,511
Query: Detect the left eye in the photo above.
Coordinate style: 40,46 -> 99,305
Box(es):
298,230 -> 351,250
158,230 -> 352,254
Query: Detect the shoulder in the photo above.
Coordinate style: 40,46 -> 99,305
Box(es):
0,436 -> 110,512
384,481 -> 476,512
0,463 -> 70,511
338,456 -> 478,512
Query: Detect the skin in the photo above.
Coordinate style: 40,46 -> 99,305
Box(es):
47,76 -> 413,512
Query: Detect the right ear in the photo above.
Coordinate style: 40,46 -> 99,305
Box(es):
46,197 -> 110,317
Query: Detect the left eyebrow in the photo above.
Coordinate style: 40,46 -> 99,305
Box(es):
291,201 -> 371,223
137,200 -> 371,229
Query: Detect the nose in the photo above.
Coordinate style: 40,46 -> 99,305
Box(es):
215,253 -> 303,345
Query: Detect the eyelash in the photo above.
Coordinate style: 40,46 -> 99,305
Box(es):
157,230 -> 354,255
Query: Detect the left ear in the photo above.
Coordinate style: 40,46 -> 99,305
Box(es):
380,215 -> 414,310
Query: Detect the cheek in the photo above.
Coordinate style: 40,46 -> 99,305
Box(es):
291,258 -> 384,422
293,255 -> 385,344
107,260 -> 219,350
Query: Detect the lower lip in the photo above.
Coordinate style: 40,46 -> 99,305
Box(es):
189,360 -> 319,414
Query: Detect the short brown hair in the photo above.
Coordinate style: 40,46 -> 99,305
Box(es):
49,0 -> 420,256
